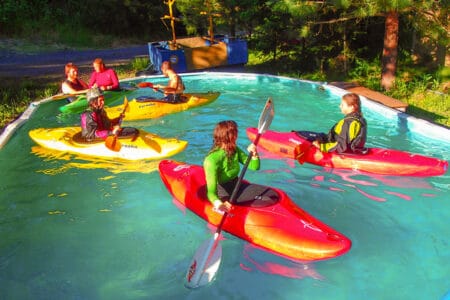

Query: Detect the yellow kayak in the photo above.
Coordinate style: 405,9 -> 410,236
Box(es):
29,127 -> 187,161
104,92 -> 220,120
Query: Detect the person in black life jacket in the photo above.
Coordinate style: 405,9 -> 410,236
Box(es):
80,87 -> 137,141
312,93 -> 367,154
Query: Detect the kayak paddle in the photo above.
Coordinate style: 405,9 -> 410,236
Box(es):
105,97 -> 129,152
185,97 -> 274,289
137,81 -> 164,94
143,134 -> 162,153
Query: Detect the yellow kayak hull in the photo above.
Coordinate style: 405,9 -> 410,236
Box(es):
29,127 -> 187,161
104,92 -> 220,120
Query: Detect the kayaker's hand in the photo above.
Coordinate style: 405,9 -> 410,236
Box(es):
312,140 -> 320,148
112,125 -> 121,135
247,143 -> 258,158
213,200 -> 231,214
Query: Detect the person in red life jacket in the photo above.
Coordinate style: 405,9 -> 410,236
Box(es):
80,87 -> 137,141
312,93 -> 367,154
153,61 -> 185,103
88,58 -> 120,91
61,63 -> 89,95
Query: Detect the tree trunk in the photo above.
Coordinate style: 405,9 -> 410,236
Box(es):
229,15 -> 236,37
381,10 -> 399,91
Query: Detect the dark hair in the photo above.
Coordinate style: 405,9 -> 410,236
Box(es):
342,93 -> 362,114
211,120 -> 238,157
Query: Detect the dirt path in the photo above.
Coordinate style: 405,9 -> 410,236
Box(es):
0,45 -> 149,80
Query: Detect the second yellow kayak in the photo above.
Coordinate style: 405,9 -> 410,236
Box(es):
104,92 -> 220,120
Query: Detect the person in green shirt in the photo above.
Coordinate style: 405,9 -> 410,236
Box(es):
204,120 -> 260,214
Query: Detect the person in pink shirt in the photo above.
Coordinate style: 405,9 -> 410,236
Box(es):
88,58 -> 120,91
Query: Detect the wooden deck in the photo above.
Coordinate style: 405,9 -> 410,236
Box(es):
329,82 -> 408,112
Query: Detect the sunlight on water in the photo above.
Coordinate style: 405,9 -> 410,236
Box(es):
0,72 -> 448,300
31,146 -> 160,175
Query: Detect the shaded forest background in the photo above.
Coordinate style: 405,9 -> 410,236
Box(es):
1,1 -> 447,72
1,0 -> 449,126
1,0 -> 448,83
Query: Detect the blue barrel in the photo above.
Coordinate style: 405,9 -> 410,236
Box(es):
148,42 -> 188,73
227,38 -> 248,65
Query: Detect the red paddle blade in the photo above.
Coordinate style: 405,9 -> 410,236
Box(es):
294,144 -> 309,164
137,82 -> 154,88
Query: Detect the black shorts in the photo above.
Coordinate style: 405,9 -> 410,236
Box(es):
217,178 -> 279,207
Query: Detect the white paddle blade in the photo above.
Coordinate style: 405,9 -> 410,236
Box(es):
185,235 -> 222,289
258,97 -> 274,134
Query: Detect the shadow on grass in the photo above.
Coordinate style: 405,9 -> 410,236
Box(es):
407,105 -> 450,129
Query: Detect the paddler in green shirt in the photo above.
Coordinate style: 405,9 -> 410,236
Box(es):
204,120 -> 260,214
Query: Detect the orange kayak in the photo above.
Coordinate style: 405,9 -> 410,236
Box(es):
158,159 -> 352,261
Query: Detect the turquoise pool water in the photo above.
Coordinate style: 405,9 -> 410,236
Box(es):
0,73 -> 449,300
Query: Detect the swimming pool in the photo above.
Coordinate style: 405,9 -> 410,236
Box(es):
1,73 -> 449,299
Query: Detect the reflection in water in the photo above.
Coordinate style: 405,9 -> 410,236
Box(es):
311,168 -> 434,202
240,244 -> 324,280
31,146 -> 159,175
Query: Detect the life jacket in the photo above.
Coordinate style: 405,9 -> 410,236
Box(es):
340,112 -> 367,154
80,109 -> 112,140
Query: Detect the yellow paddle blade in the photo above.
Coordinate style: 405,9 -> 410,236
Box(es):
144,134 -> 162,153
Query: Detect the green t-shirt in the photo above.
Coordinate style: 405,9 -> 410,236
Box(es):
203,147 -> 260,204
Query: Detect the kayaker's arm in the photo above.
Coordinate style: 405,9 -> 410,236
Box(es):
237,146 -> 260,170
203,157 -> 221,205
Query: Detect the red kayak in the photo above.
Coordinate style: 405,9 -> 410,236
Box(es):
246,127 -> 448,177
158,160 -> 351,261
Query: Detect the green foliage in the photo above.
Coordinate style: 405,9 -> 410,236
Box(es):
438,67 -> 450,81
0,0 -> 167,41
348,59 -> 382,90
131,57 -> 150,71
0,78 -> 59,128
